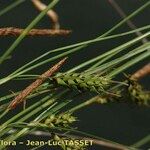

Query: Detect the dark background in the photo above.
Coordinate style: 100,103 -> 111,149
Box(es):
0,0 -> 150,149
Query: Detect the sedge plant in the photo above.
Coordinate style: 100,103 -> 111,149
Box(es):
0,1 -> 150,150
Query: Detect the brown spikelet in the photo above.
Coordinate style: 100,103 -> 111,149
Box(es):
131,63 -> 150,80
8,57 -> 67,110
0,28 -> 71,36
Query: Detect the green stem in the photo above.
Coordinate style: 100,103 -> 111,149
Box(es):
10,26 -> 150,75
0,0 -> 60,65
90,42 -> 150,75
67,32 -> 150,73
0,90 -> 68,138
0,109 -> 9,120
0,83 -> 51,103
0,84 -> 53,118
1,28 -> 148,86
0,0 -> 26,17
4,1 -> 150,79
100,1 -> 150,37
8,123 -> 137,150
1,96 -> 51,128
68,97 -> 98,113
0,95 -> 53,139
2,99 -> 71,149
68,45 -> 150,113
108,49 -> 150,78
131,134 -> 150,148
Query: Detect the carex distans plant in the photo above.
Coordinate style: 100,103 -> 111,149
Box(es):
0,1 -> 150,150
